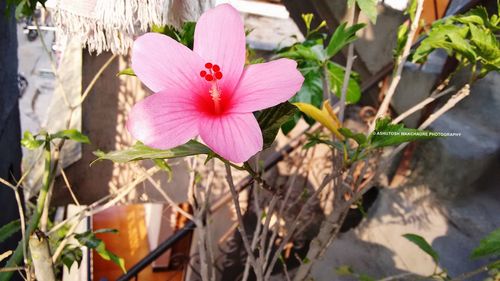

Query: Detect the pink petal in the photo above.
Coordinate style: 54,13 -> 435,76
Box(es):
194,4 -> 246,94
229,59 -> 304,113
127,89 -> 200,149
132,33 -> 205,93
199,113 -> 263,163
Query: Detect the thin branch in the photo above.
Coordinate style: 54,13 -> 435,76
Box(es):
338,5 -> 360,122
133,165 -> 194,221
51,214 -> 83,263
392,86 -> 456,124
264,171 -> 342,281
418,84 -> 470,129
224,163 -> 262,280
371,0 -> 425,131
48,166 -> 160,235
60,168 -> 80,206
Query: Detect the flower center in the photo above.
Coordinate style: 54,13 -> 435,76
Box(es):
200,62 -> 224,114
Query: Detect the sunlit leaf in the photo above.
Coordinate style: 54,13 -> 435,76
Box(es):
326,22 -> 366,58
403,233 -> 439,264
21,131 -> 44,150
356,0 -> 378,24
327,61 -> 361,104
471,228 -> 500,259
116,68 -> 136,77
93,140 -> 212,163
52,129 -> 90,144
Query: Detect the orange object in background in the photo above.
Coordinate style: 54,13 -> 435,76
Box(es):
92,204 -> 191,281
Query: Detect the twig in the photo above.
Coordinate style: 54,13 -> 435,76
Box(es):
225,163 -> 262,280
48,166 -> 160,236
60,167 -> 80,206
133,165 -> 194,221
338,5 -> 360,122
77,54 -> 118,107
0,267 -> 24,273
418,84 -> 470,129
51,214 -> 83,263
370,0 -> 425,131
264,171 -> 343,281
392,86 -> 456,124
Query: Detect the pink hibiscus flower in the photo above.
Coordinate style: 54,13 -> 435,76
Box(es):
127,4 -> 304,163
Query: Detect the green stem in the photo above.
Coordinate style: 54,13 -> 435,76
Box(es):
0,142 -> 52,281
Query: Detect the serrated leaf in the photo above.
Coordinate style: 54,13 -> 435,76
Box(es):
356,0 -> 378,23
116,68 -> 136,77
93,140 -> 212,163
256,102 -> 298,149
327,61 -> 361,104
369,118 -> 442,148
0,220 -> 20,244
338,128 -> 367,145
21,131 -> 44,150
52,129 -> 90,144
326,22 -> 366,57
471,228 -> 500,259
403,233 -> 439,264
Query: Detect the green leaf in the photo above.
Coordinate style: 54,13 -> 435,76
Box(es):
93,140 -> 212,163
95,242 -> 126,273
403,233 -> 439,264
257,102 -> 298,149
93,228 -> 119,234
60,246 -> 83,270
326,22 -> 366,58
338,128 -> 367,145
75,230 -> 126,273
0,220 -> 20,244
153,159 -> 173,182
336,265 -> 354,276
394,23 -> 409,57
52,129 -> 90,144
356,0 -> 378,23
327,61 -> 361,104
471,228 -> 500,259
359,274 -> 376,281
116,68 -> 136,77
21,131 -> 44,150
369,118 -> 442,148
152,22 -> 196,49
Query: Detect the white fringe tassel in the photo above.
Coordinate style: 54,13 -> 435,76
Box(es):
53,0 -> 191,55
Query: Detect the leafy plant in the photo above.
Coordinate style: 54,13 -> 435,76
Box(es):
277,15 -> 364,134
413,6 -> 500,78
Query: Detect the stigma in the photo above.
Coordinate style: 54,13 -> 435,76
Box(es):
200,62 -> 224,114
